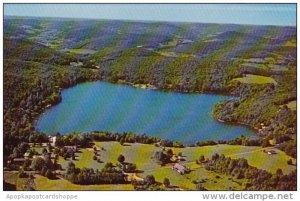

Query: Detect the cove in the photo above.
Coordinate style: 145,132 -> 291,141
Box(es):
35,81 -> 255,144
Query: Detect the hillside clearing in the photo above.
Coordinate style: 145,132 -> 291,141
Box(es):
232,74 -> 277,85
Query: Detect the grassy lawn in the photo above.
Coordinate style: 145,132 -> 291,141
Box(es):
34,175 -> 134,190
232,74 -> 277,85
58,148 -> 102,170
58,141 -> 161,171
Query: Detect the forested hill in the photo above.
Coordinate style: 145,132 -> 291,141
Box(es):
3,17 -> 296,160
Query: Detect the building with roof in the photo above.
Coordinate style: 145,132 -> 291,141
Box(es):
172,163 -> 190,174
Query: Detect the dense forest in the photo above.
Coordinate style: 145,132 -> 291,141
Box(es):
3,16 -> 297,177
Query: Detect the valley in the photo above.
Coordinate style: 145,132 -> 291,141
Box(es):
3,15 -> 296,191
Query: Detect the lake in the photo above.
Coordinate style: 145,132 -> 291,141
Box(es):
35,81 -> 255,144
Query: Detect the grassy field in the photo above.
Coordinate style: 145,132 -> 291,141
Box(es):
3,172 -> 134,191
55,141 -> 295,190
59,142 -> 296,174
58,141 -> 159,172
232,74 -> 277,85
140,162 -> 246,190
34,175 -> 134,190
58,147 -> 101,170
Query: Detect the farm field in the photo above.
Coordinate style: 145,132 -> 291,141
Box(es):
232,74 -> 277,84
3,172 -> 134,191
34,175 -> 134,191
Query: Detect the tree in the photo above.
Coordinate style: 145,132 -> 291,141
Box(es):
45,169 -> 54,179
63,152 -> 68,160
12,147 -> 19,158
53,147 -> 60,155
163,178 -> 170,187
53,155 -> 59,170
119,138 -> 125,145
66,162 -> 76,175
212,153 -> 220,161
67,161 -> 75,169
41,166 -> 48,176
72,152 -> 76,160
287,159 -> 293,165
23,158 -> 31,170
229,159 -> 237,171
154,151 -> 165,162
236,171 -> 245,179
166,149 -> 173,156
30,157 -> 45,171
124,163 -> 136,173
237,158 -> 248,168
199,155 -> 205,163
42,148 -> 48,155
104,162 -> 113,169
276,168 -> 283,177
18,142 -> 29,154
262,139 -> 271,148
154,151 -> 172,165
117,154 -> 125,163
18,168 -> 27,178
195,183 -> 207,191
145,175 -> 156,185
44,154 -> 53,170
28,149 -> 36,158
29,134 -> 36,144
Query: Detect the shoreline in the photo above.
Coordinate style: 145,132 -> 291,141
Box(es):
216,118 -> 259,134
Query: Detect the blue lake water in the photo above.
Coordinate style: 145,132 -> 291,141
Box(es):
35,81 -> 255,144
